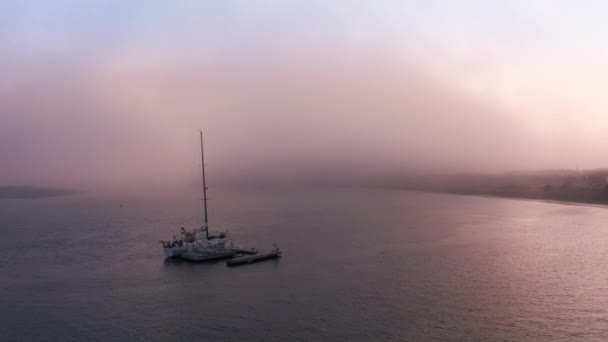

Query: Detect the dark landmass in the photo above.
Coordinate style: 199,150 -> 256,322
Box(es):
395,169 -> 608,205
0,186 -> 80,199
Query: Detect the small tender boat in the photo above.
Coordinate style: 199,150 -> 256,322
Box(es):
226,248 -> 282,266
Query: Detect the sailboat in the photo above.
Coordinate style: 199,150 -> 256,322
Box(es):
160,131 -> 228,257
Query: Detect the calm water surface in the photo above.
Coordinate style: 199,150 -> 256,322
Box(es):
1,188 -> 608,341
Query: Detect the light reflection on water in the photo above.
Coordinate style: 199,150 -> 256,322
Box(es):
1,188 -> 608,341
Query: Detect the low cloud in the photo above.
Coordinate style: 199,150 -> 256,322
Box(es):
1,48 -> 538,189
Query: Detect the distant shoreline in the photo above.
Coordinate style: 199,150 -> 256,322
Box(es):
0,186 -> 80,199
390,169 -> 608,209
413,189 -> 608,209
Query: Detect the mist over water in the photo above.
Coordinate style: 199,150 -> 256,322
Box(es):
3,2 -> 608,189
3,2 -> 608,341
2,52 -> 527,189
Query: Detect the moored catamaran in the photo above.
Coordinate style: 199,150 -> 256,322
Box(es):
159,131 -> 280,265
159,131 -> 230,259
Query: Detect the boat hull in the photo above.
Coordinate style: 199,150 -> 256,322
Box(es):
163,237 -> 228,257
163,246 -> 188,257
181,249 -> 237,262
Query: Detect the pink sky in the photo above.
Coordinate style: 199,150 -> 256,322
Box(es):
2,1 -> 608,189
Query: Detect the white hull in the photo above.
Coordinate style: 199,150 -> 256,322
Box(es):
163,237 -> 227,257
163,246 -> 188,257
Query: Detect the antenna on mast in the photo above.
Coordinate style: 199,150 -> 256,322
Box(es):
200,130 -> 209,239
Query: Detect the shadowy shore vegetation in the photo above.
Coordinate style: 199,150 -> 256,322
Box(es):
397,169 -> 608,205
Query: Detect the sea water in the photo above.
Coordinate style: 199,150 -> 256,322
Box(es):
1,188 -> 607,341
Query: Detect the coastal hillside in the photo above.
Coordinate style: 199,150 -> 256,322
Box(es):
399,169 -> 608,205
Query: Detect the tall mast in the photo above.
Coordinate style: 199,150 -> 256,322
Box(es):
200,131 -> 209,239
